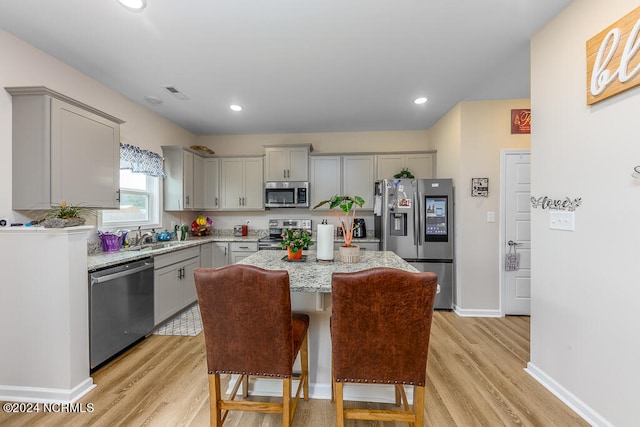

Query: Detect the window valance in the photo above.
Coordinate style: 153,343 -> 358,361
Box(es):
120,143 -> 164,177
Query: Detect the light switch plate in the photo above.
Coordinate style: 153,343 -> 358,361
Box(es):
549,211 -> 575,231
487,211 -> 495,223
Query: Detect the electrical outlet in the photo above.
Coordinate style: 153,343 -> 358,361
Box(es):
487,211 -> 495,223
549,211 -> 575,231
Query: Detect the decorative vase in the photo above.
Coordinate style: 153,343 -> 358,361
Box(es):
339,245 -> 360,263
287,247 -> 303,260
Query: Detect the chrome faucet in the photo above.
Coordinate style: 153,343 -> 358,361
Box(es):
133,226 -> 155,246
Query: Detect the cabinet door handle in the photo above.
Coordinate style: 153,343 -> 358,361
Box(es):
116,189 -> 121,202
215,196 -> 218,207
186,195 -> 190,206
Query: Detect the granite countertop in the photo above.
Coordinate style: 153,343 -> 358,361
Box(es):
237,250 -> 417,292
87,232 -> 381,271
87,234 -> 262,271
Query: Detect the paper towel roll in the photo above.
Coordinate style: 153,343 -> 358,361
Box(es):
316,224 -> 334,261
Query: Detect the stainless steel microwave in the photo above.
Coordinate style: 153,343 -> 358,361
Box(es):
264,181 -> 309,208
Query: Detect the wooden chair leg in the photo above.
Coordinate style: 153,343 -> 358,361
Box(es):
330,358 -> 334,403
209,374 -> 222,427
242,374 -> 249,398
334,381 -> 344,427
413,385 -> 425,427
283,377 -> 292,427
395,384 -> 401,406
301,334 -> 309,401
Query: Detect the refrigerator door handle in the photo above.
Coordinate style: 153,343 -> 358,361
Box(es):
418,191 -> 424,245
413,189 -> 418,246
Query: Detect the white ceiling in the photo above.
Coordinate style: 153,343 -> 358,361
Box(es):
0,0 -> 572,135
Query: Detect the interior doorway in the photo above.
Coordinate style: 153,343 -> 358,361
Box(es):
500,150 -> 531,316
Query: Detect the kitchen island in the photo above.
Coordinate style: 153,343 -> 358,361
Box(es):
237,249 -> 416,292
235,250 -> 420,403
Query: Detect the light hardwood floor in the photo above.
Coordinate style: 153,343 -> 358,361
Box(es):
1,312 -> 587,426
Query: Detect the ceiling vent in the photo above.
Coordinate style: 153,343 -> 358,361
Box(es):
162,85 -> 189,100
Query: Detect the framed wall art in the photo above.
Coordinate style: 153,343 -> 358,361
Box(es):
472,178 -> 489,197
511,109 -> 531,134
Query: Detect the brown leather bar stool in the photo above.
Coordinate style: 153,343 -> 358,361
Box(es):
194,264 -> 309,427
331,267 -> 438,427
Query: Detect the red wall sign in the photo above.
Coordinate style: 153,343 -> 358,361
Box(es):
511,109 -> 531,134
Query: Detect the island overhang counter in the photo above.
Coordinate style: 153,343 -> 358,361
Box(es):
234,250 -> 422,403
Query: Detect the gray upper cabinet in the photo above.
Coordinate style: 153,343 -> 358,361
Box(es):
220,157 -> 264,210
310,154 -> 375,210
7,86 -> 123,210
375,152 -> 436,180
203,157 -> 220,210
342,155 -> 375,210
310,156 -> 341,209
162,146 -> 205,211
264,145 -> 310,181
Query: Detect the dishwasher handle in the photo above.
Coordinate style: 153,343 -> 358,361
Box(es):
91,262 -> 154,285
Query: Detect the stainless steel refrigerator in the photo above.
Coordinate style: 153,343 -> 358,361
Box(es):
377,178 -> 454,309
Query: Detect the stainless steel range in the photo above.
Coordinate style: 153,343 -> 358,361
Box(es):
258,219 -> 312,250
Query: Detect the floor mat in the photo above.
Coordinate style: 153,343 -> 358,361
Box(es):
153,304 -> 202,336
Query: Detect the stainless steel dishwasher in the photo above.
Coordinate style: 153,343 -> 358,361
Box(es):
89,258 -> 154,369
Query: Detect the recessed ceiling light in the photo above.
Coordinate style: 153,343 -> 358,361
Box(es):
229,104 -> 243,112
117,0 -> 146,12
144,95 -> 163,105
414,97 -> 428,105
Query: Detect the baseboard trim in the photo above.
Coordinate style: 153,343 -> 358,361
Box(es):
525,362 -> 613,427
0,377 -> 95,404
453,306 -> 502,317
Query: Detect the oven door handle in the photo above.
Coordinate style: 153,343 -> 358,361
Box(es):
91,262 -> 154,285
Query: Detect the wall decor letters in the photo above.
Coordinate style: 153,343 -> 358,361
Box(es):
530,196 -> 582,211
587,6 -> 640,105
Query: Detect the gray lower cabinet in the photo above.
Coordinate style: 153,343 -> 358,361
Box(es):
154,246 -> 200,325
200,242 -> 229,268
230,242 -> 258,263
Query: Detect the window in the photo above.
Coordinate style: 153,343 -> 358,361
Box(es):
100,169 -> 161,229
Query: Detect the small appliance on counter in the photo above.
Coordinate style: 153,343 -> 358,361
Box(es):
353,218 -> 366,238
234,224 -> 248,236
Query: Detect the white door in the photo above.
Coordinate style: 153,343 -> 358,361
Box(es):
503,151 -> 531,315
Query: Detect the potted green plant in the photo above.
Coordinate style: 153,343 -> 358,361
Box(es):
393,168 -> 414,178
42,201 -> 90,228
313,195 -> 365,262
280,228 -> 314,260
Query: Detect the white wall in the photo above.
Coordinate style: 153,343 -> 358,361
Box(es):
0,30 -> 196,224
430,100 -> 531,313
530,1 -> 640,425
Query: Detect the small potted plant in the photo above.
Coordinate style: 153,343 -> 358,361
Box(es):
280,228 -> 313,260
394,168 -> 414,178
42,201 -> 90,228
313,195 -> 365,262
